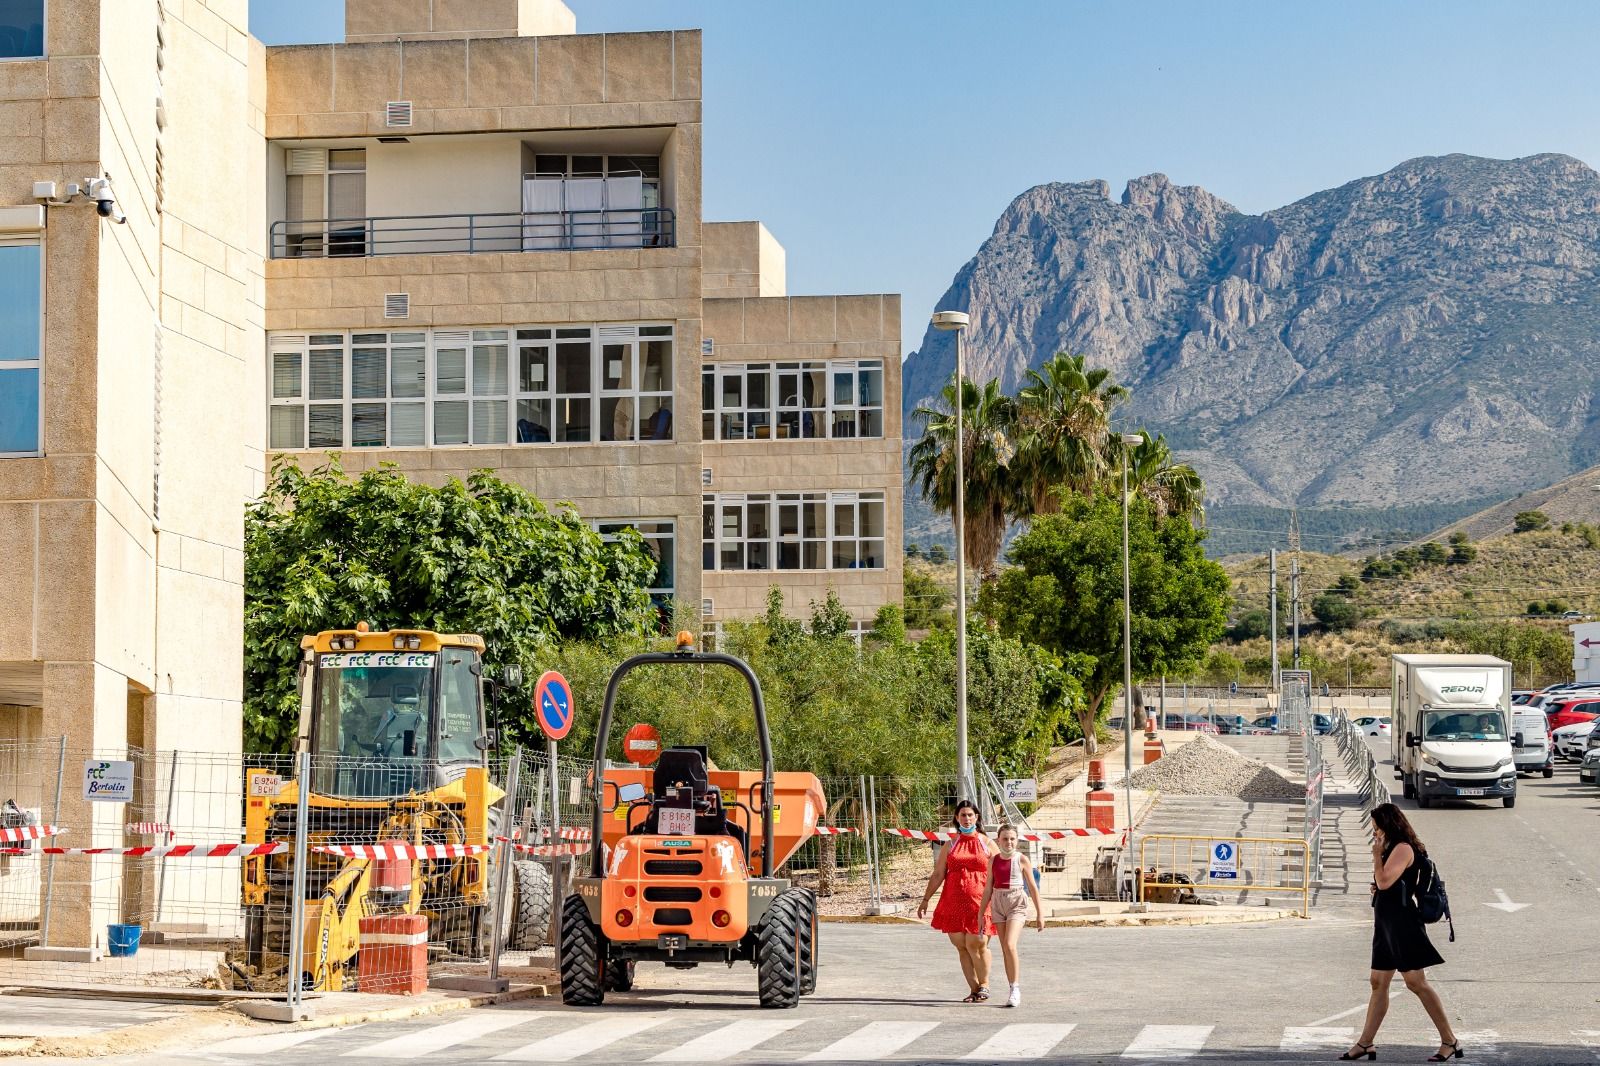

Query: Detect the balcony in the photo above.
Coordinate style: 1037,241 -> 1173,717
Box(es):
269,207 -> 676,259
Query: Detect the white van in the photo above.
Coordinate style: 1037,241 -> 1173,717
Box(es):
1512,710 -> 1553,778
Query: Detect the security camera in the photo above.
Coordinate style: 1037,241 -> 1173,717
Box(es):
83,177 -> 126,225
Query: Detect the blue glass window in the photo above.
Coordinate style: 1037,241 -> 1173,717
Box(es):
0,1 -> 45,60
0,241 -> 42,455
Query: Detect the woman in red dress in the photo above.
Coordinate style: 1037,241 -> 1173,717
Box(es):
916,800 -> 997,1002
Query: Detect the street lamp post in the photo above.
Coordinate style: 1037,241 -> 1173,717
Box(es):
1120,432 -> 1145,833
932,310 -> 973,803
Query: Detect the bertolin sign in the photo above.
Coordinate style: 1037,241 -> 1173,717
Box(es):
83,760 -> 135,803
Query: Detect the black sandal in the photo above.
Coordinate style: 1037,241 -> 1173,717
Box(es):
1337,1042 -> 1375,1061
1427,1041 -> 1463,1061
961,990 -> 979,1003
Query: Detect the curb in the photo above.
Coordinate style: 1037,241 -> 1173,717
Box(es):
821,908 -> 1297,928
0,980 -> 554,1059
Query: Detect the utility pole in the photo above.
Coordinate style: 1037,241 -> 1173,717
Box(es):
1269,548 -> 1280,692
1291,555 -> 1301,670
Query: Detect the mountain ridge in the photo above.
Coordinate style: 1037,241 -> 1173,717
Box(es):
903,153 -> 1600,517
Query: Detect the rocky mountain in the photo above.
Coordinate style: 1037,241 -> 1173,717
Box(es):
903,154 -> 1600,535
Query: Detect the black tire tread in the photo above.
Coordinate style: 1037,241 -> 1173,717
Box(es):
603,958 -> 636,992
559,894 -> 605,1006
509,860 -> 553,951
756,890 -> 803,1008
797,888 -> 817,995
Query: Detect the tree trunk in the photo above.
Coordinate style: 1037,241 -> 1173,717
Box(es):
818,835 -> 837,897
1130,684 -> 1147,731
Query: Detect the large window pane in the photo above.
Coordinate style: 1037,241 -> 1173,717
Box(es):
602,343 -> 631,391
308,405 -> 343,448
0,367 -> 40,453
556,398 -> 590,442
390,403 -> 425,446
309,348 -> 343,400
602,396 -> 635,442
391,347 -> 425,398
472,399 -> 507,444
436,348 -> 467,394
556,342 -> 590,393
0,1 -> 45,59
352,403 -> 386,447
472,344 -> 508,396
516,399 -> 551,442
641,340 -> 672,390
434,400 -> 468,444
519,346 -> 549,392
271,352 -> 302,399
268,405 -> 304,450
639,395 -> 672,440
352,348 -> 386,398
0,243 -> 42,359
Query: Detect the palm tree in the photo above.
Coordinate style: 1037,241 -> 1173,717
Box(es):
908,377 -> 1018,582
1013,352 -> 1128,516
1107,432 -> 1206,522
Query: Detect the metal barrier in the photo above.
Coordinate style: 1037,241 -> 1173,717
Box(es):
269,208 -> 676,258
1304,732 -> 1325,885
1330,707 -> 1390,839
1137,833 -> 1312,917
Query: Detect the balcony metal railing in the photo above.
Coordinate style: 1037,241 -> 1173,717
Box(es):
268,208 -> 676,259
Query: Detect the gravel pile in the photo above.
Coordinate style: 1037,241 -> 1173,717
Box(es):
1122,734 -> 1303,800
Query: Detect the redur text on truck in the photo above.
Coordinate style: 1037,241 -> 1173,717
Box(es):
1391,654 -> 1517,809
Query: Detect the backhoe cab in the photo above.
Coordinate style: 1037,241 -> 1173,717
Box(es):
561,632 -> 825,1008
242,625 -> 552,992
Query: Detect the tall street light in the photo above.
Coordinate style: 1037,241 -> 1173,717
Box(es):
1119,432 -> 1145,833
931,309 -> 973,803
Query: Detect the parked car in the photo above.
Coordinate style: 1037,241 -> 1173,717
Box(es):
1512,690 -> 1538,706
1552,721 -> 1595,760
1562,610 -> 1585,621
1353,715 -> 1392,737
1160,713 -> 1219,734
1313,713 -> 1333,735
1512,710 -> 1554,778
1581,747 -> 1600,784
1545,698 -> 1600,734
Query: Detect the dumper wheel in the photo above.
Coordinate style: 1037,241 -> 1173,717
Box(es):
603,958 -> 636,992
797,889 -> 818,995
559,894 -> 605,1006
507,859 -> 553,951
756,889 -> 803,1008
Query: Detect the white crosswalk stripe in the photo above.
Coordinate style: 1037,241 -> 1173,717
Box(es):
343,1012 -> 531,1057
1281,1026 -> 1356,1051
649,1018 -> 804,1062
962,1022 -> 1076,1060
800,1020 -> 938,1061
492,1014 -> 666,1063
180,1026 -> 364,1056
1121,1024 -> 1214,1059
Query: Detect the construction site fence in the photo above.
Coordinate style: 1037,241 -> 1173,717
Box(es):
1136,833 -> 1312,918
1329,709 -> 1390,840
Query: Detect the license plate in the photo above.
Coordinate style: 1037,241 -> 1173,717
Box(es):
1456,788 -> 1485,797
658,934 -> 687,951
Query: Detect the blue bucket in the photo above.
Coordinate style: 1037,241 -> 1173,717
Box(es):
106,923 -> 141,957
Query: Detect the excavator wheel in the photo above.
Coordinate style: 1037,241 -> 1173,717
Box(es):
603,958 -> 636,992
756,889 -> 804,1008
797,889 -> 818,995
559,894 -> 605,1006
507,860 -> 554,951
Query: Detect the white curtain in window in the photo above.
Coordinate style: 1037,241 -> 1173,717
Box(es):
522,178 -> 563,250
605,176 -> 643,248
565,178 -> 606,249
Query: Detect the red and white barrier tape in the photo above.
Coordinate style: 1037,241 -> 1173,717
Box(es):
500,839 -> 591,857
883,827 -> 1122,841
542,826 -> 591,841
125,822 -> 172,837
811,826 -> 858,836
1,842 -> 285,857
0,824 -> 59,843
311,843 -> 492,860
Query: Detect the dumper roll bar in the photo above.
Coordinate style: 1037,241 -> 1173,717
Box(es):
590,649 -> 776,879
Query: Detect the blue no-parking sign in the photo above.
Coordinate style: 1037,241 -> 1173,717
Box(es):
533,670 -> 574,741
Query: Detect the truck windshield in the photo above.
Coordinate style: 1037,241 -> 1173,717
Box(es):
313,652 -> 437,761
1422,709 -> 1506,742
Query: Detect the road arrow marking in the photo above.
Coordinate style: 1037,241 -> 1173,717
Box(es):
1483,888 -> 1530,912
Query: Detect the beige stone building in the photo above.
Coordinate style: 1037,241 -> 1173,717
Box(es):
0,0 -> 903,771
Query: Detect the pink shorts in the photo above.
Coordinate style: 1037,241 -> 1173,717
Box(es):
991,886 -> 1031,923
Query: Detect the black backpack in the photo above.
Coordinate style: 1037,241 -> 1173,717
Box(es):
1409,853 -> 1456,942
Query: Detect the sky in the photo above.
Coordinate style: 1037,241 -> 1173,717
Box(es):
249,1 -> 1600,355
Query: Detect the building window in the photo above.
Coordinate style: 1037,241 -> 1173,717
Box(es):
268,324 -> 673,450
701,361 -> 883,441
0,238 -> 42,456
0,1 -> 44,59
283,148 -> 367,258
523,154 -> 664,250
592,519 -> 675,614
702,491 -> 886,573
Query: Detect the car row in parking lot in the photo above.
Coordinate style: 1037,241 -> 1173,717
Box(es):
1517,683 -> 1600,784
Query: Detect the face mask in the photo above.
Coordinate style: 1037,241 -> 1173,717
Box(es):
997,839 -> 1017,857
956,823 -> 976,834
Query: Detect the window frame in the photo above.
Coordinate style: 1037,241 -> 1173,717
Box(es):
0,0 -> 45,62
0,235 -> 45,458
701,359 -> 884,442
701,490 -> 887,574
591,518 -> 677,605
283,147 -> 368,258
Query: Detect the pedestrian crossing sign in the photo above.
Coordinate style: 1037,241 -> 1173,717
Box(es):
1208,840 -> 1239,880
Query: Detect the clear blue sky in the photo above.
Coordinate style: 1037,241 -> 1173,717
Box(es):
250,1 -> 1600,355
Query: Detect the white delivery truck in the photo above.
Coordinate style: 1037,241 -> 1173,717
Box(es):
1391,654 -> 1517,809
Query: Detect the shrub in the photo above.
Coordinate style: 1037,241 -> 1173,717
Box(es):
927,543 -> 950,564
1312,593 -> 1361,632
1418,541 -> 1448,565
1514,510 -> 1550,533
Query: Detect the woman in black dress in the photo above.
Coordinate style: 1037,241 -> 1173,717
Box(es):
1341,803 -> 1461,1061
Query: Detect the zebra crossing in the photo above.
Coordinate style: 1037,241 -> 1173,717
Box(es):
171,1011 -> 1562,1064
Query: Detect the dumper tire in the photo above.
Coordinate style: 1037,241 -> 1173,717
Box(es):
756,889 -> 803,1008
507,859 -> 554,951
559,894 -> 605,1006
603,958 -> 636,992
797,889 -> 818,995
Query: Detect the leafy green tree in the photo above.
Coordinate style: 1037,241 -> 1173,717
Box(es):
1200,649 -> 1243,686
1333,574 -> 1363,595
903,568 -> 954,631
980,494 -> 1229,752
1013,352 -> 1127,513
1514,510 -> 1550,533
808,587 -> 854,640
1419,541 -> 1448,565
1580,525 -> 1600,551
909,377 -> 1019,580
244,460 -> 657,751
1393,546 -> 1422,569
926,543 -> 950,565
1448,540 -> 1477,565
1226,609 -> 1272,642
904,542 -> 923,560
1108,432 -> 1205,522
1312,592 -> 1361,632
869,603 -> 907,644
1448,531 -> 1470,546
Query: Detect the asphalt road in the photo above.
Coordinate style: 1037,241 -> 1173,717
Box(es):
106,738 -> 1599,1066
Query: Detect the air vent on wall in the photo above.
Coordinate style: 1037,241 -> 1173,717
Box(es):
383,293 -> 410,319
700,468 -> 712,487
385,101 -> 414,128
286,148 -> 325,175
701,599 -> 714,618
